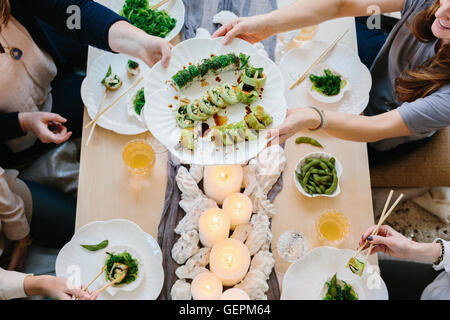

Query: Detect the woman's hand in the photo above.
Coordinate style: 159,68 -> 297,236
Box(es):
24,275 -> 98,300
212,14 -> 276,45
266,107 -> 320,145
109,20 -> 172,67
7,235 -> 32,272
18,112 -> 72,144
360,225 -> 442,263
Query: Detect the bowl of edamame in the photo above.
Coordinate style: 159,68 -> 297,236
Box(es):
294,152 -> 343,198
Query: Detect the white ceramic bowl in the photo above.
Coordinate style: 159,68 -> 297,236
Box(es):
306,63 -> 351,104
293,152 -> 343,198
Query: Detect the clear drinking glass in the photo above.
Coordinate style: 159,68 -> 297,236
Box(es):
122,139 -> 156,176
316,210 -> 350,246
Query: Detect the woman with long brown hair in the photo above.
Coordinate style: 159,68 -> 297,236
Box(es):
214,0 -> 450,157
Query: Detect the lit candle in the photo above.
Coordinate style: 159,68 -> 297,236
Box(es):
210,238 -> 251,286
203,165 -> 243,205
219,288 -> 250,300
191,271 -> 223,300
198,208 -> 231,247
222,193 -> 253,230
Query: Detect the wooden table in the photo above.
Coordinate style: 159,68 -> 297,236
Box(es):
76,4 -> 376,294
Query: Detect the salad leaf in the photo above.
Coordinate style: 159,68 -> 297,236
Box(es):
81,240 -> 108,251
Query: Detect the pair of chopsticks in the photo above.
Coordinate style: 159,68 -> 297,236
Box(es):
82,266 -> 126,295
151,0 -> 170,10
84,76 -> 144,146
350,190 -> 404,269
289,28 -> 349,90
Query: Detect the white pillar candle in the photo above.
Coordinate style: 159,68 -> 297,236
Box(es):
222,193 -> 253,230
219,288 -> 250,300
210,239 -> 251,286
191,271 -> 223,300
198,208 -> 230,247
203,165 -> 243,205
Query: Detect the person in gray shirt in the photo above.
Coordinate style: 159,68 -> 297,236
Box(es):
213,0 -> 450,153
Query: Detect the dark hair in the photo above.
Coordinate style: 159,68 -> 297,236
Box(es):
395,0 -> 450,102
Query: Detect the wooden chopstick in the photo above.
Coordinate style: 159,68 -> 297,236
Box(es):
362,190 -> 394,266
83,266 -> 106,292
85,91 -> 107,146
151,0 -> 169,10
351,192 -> 404,262
289,28 -> 349,90
84,76 -> 144,129
96,274 -> 125,294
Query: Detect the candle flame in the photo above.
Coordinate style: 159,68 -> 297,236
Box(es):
225,254 -> 234,267
211,216 -> 220,228
219,171 -> 228,181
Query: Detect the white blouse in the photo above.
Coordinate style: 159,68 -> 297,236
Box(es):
421,239 -> 450,300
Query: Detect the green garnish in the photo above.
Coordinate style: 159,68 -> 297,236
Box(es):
101,65 -> 112,85
133,87 -> 145,115
105,251 -> 139,285
295,136 -> 323,148
80,240 -> 108,251
128,59 -> 139,70
309,69 -> 345,96
120,0 -> 177,38
323,273 -> 358,300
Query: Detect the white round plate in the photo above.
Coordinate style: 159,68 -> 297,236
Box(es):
55,219 -> 164,300
143,37 -> 287,165
81,53 -> 150,135
294,152 -> 343,198
279,40 -> 372,114
281,246 -> 388,300
107,0 -> 185,42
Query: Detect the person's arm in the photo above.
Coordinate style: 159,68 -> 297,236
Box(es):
21,0 -> 172,67
213,0 -> 405,43
0,113 -> 26,143
360,225 -> 443,264
267,107 -> 412,145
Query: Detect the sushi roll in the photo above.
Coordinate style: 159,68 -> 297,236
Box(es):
211,125 -> 235,147
188,64 -> 201,81
171,68 -> 192,90
127,59 -> 140,76
199,95 -> 219,115
101,65 -> 122,91
241,66 -> 266,88
186,101 -> 210,121
244,113 -> 265,131
219,83 -> 240,105
226,121 -> 246,143
180,128 -> 196,151
236,82 -> 259,105
238,53 -> 250,70
252,105 -> 273,127
176,105 -> 195,128
207,87 -> 227,108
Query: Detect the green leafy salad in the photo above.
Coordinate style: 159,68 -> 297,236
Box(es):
309,69 -> 346,96
120,0 -> 177,38
133,88 -> 145,115
105,251 -> 139,285
323,273 -> 358,300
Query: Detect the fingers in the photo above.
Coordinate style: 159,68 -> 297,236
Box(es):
367,234 -> 395,248
212,21 -> 234,38
38,124 -> 72,144
67,288 -> 92,300
43,112 -> 67,124
361,225 -> 377,243
223,23 -> 244,45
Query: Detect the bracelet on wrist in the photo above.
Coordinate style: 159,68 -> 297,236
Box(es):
307,106 -> 325,131
434,239 -> 445,266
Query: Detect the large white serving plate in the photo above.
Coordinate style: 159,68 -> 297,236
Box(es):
107,0 -> 185,42
281,246 -> 388,300
81,53 -> 150,135
143,37 -> 287,165
55,219 -> 164,300
279,41 -> 372,114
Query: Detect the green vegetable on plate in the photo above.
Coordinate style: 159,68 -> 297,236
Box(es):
296,157 -> 338,195
309,69 -> 346,96
80,240 -> 108,251
295,136 -> 323,148
105,251 -> 139,285
133,88 -> 145,115
323,273 -> 358,300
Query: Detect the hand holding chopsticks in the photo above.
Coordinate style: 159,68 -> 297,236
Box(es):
346,190 -> 404,276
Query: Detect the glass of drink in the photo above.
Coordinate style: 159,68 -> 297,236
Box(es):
122,139 -> 155,176
316,211 -> 350,246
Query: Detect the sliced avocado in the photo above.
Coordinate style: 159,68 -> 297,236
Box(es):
210,127 -> 223,147
228,121 -> 246,142
187,102 -> 209,121
180,128 -> 195,151
244,127 -> 258,141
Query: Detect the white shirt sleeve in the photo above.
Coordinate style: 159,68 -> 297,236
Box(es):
0,268 -> 32,300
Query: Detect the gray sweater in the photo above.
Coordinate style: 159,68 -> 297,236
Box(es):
366,0 -> 450,151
